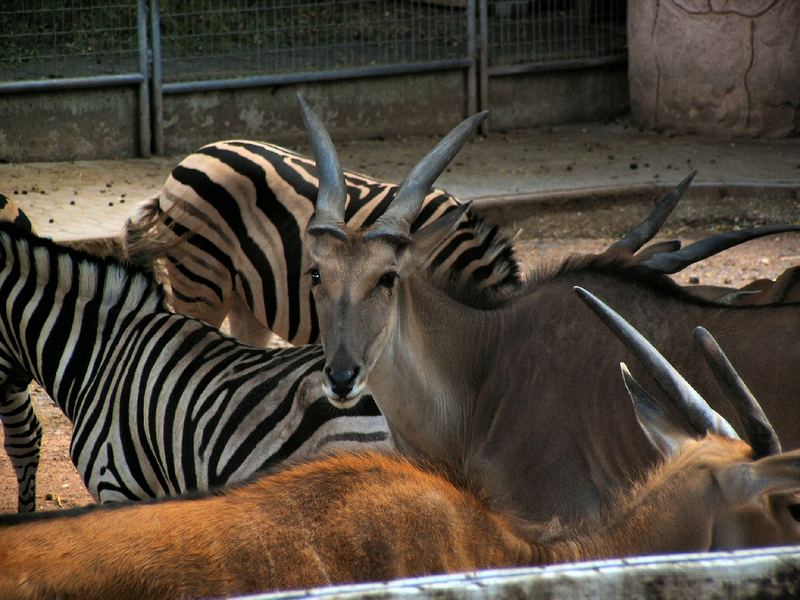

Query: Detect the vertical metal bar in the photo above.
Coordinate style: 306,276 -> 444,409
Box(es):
150,0 -> 164,155
466,0 -> 477,117
137,0 -> 152,157
478,0 -> 489,134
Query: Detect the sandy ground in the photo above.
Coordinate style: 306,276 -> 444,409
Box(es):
0,226 -> 798,513
2,121 -> 799,240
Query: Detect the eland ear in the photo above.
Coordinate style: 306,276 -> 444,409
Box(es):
402,202 -> 471,274
714,449 -> 800,509
621,363 -> 692,458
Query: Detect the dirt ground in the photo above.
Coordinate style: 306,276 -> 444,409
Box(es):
0,223 -> 798,513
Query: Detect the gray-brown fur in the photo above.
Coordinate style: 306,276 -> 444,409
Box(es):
302,107 -> 800,525
3,294 -> 800,599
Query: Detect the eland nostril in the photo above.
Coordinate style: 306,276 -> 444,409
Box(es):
325,366 -> 358,397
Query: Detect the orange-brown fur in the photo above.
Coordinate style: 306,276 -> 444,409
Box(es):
2,433 -> 793,600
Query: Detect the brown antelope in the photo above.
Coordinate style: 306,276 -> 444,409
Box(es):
604,171 -> 800,305
300,99 -> 800,522
1,292 -> 800,599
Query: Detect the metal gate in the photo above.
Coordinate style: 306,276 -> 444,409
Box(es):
0,0 -> 626,156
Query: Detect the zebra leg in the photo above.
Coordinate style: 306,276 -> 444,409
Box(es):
0,380 -> 42,512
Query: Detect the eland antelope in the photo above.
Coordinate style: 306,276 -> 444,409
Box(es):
300,99 -> 800,522
1,289 -> 799,599
606,178 -> 800,305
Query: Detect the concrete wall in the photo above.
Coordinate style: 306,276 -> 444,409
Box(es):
0,66 -> 628,162
488,63 -> 629,131
0,87 -> 141,163
161,71 -> 469,155
628,0 -> 800,138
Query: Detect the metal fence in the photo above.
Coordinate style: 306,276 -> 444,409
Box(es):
0,0 -> 626,156
486,0 -> 626,72
0,1 -> 143,81
158,1 -> 472,84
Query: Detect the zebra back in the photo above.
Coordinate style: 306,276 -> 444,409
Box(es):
0,222 -> 388,510
124,140 -> 521,346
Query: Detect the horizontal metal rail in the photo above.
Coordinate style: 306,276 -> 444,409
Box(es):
488,53 -> 627,77
0,74 -> 144,94
162,58 -> 474,95
240,545 -> 800,600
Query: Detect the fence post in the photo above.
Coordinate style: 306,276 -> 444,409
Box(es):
136,0 -> 152,157
478,0 -> 489,134
150,0 -> 164,155
466,0 -> 477,117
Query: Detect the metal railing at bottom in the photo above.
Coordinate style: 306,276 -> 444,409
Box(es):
234,545 -> 800,600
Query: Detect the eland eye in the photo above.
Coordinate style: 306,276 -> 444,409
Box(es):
378,271 -> 398,289
308,268 -> 321,286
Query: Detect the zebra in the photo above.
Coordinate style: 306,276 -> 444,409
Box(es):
124,139 -> 522,347
0,222 -> 388,512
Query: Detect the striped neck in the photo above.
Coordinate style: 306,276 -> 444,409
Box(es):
0,226 -> 165,396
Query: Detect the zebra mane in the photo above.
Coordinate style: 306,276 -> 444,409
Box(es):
426,212 -> 523,309
436,248 -> 739,311
0,221 -> 167,311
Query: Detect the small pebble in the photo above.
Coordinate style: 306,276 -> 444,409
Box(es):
689,276 -> 700,284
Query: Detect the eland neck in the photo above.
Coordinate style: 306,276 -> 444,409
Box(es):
368,272 -> 497,470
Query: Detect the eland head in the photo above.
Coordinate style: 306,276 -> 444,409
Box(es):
299,95 -> 486,406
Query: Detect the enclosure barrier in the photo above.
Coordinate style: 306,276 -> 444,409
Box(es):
235,545 -> 800,600
0,1 -> 626,154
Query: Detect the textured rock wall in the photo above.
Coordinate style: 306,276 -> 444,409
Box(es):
628,0 -> 800,137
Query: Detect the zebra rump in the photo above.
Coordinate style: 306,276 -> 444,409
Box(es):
124,140 -> 521,346
0,222 -> 388,511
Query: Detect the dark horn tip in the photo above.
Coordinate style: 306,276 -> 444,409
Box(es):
458,111 -> 489,134
296,93 -> 311,114
693,326 -> 715,351
296,94 -> 327,134
573,286 -> 593,303
679,170 -> 698,188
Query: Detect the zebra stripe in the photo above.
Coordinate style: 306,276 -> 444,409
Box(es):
0,223 -> 388,511
124,140 -> 521,347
